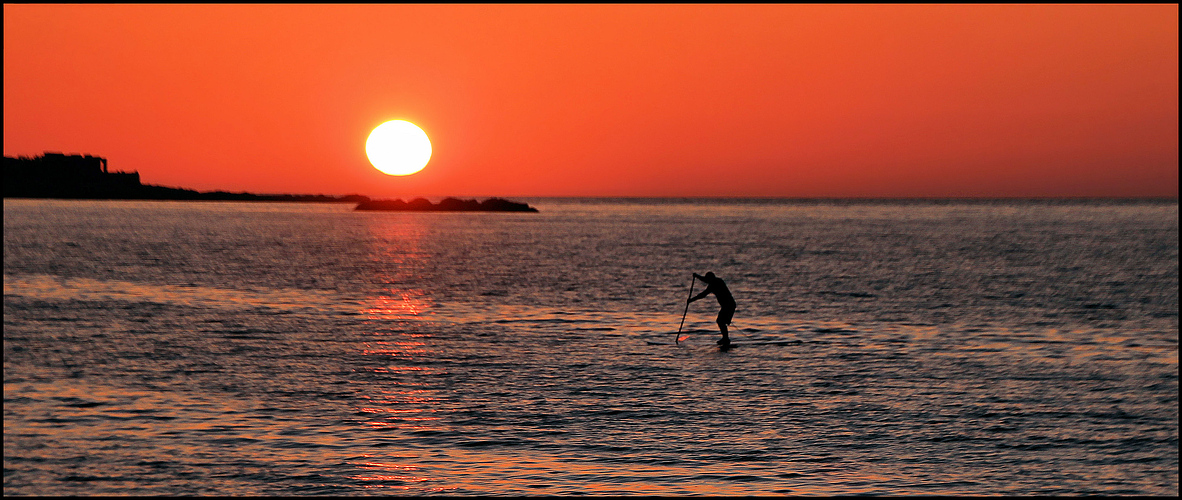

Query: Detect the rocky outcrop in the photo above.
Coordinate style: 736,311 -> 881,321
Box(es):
355,197 -> 538,212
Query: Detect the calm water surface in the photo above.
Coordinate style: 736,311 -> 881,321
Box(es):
4,198 -> 1178,495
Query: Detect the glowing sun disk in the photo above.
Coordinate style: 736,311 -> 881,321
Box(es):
366,120 -> 432,176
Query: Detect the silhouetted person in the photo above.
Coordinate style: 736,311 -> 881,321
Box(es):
688,272 -> 736,345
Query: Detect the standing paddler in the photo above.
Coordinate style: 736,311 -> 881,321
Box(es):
687,272 -> 736,345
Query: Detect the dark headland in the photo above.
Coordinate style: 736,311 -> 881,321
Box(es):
3,152 -> 537,212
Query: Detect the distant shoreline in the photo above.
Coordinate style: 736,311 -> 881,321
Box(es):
1,190 -> 370,203
4,154 -> 1173,205
3,152 -> 371,203
4,196 -> 1175,204
2,153 -> 539,211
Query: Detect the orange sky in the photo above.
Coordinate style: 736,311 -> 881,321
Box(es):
4,4 -> 1178,198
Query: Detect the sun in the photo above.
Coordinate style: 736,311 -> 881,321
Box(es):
366,120 -> 432,176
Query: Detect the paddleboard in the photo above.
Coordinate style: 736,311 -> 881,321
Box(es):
646,339 -> 798,346
723,340 -> 800,346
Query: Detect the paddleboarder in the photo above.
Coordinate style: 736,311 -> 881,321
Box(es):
688,272 -> 736,345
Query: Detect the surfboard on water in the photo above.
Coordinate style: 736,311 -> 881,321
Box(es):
645,339 -> 799,346
645,329 -> 717,345
719,340 -> 800,347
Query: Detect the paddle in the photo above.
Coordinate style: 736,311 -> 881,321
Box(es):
675,275 -> 696,344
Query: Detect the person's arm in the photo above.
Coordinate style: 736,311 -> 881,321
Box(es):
688,288 -> 711,303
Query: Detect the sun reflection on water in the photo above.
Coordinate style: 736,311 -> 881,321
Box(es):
349,454 -> 435,489
362,292 -> 431,322
359,214 -> 437,327
349,215 -> 452,488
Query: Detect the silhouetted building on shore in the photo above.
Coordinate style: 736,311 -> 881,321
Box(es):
4,152 -> 141,198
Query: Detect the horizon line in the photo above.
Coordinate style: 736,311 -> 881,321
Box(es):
5,194 -> 1177,202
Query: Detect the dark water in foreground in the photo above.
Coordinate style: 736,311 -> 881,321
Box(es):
4,198 -> 1177,495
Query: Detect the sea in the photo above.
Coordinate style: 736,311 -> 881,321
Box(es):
3,198 -> 1177,496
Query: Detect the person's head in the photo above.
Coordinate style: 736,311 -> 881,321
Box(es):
704,272 -> 716,281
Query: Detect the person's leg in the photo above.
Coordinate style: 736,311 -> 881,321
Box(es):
717,306 -> 735,345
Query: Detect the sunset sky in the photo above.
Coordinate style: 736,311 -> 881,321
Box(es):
4,4 -> 1178,198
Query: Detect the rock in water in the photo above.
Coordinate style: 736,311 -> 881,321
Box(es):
355,197 -> 538,212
